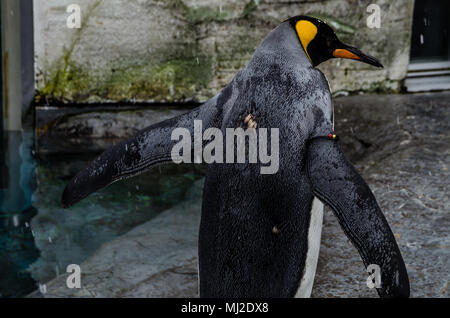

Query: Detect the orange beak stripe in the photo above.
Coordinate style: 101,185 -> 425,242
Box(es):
333,49 -> 361,60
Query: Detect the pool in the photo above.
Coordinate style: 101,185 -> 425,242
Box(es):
0,129 -> 204,298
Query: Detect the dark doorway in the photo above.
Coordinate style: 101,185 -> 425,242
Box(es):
410,0 -> 450,63
405,0 -> 450,92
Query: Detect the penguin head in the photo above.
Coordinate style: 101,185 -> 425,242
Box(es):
288,16 -> 383,68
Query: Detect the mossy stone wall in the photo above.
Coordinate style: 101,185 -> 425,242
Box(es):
34,0 -> 415,104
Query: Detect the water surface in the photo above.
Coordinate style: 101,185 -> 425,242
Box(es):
0,130 -> 204,297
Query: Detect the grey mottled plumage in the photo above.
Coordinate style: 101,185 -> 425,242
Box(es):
199,22 -> 333,297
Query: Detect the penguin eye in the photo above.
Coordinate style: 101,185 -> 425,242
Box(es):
325,32 -> 338,48
329,37 -> 337,49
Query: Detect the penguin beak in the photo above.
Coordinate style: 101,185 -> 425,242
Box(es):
333,44 -> 384,68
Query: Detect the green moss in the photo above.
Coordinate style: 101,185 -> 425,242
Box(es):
241,0 -> 259,19
164,0 -> 189,11
36,0 -> 103,103
35,0 -> 224,104
36,56 -> 214,104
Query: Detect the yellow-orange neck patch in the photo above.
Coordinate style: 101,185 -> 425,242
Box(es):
295,20 -> 318,63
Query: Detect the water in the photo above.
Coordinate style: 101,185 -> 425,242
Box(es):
0,129 -> 205,298
0,130 -> 38,298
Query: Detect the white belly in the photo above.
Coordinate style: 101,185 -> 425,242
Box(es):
295,197 -> 324,298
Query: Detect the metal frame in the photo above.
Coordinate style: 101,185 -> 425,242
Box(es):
1,0 -> 34,131
1,0 -> 4,132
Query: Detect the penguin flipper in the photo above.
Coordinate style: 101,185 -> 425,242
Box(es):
62,102 -> 219,208
306,138 -> 410,298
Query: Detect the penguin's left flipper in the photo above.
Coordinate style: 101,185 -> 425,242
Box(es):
62,102 -> 219,208
306,138 -> 410,298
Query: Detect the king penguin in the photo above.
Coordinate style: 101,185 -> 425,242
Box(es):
62,16 -> 410,298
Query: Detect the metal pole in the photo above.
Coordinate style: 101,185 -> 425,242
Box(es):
2,0 -> 22,131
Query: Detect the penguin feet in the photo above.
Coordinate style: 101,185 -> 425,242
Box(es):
244,114 -> 258,129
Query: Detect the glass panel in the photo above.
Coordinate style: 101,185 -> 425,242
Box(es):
1,1 -> 3,131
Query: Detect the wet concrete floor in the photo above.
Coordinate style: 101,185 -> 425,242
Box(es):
19,92 -> 450,298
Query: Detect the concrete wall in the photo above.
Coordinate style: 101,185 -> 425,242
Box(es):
33,0 -> 415,104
